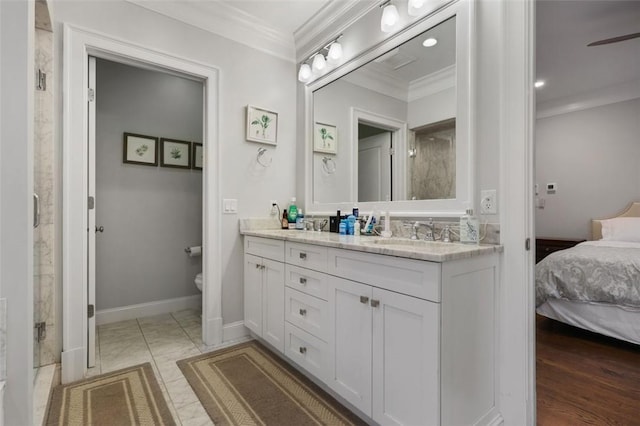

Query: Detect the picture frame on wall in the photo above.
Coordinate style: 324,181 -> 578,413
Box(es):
192,143 -> 203,170
160,138 -> 191,169
123,132 -> 159,166
313,122 -> 337,154
246,105 -> 278,145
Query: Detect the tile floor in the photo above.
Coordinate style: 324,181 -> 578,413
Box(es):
83,309 -> 249,426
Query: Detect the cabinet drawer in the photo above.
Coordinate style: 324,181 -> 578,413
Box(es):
244,236 -> 284,262
285,264 -> 328,301
285,242 -> 328,272
284,322 -> 327,382
285,287 -> 328,341
327,248 -> 441,302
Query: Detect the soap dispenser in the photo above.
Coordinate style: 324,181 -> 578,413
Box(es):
459,208 -> 479,244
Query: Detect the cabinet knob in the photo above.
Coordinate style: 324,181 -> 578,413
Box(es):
360,296 -> 369,304
299,252 -> 307,259
299,346 -> 307,354
299,308 -> 307,316
370,299 -> 380,308
299,277 -> 307,285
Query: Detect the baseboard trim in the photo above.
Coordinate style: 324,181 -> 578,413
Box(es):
96,295 -> 202,325
223,320 -> 249,342
61,347 -> 84,384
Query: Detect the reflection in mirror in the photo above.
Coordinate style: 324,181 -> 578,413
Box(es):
408,118 -> 456,200
313,16 -> 456,204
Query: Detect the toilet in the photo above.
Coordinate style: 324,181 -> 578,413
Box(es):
195,272 -> 203,292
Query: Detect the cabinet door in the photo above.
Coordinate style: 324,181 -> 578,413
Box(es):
262,258 -> 285,353
372,288 -> 440,426
327,276 -> 372,416
244,254 -> 263,335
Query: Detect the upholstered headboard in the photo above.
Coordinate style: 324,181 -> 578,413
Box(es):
591,202 -> 640,240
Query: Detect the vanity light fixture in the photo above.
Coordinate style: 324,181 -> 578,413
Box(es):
297,34 -> 344,83
380,0 -> 400,33
408,0 -> 425,16
534,80 -> 545,88
312,53 -> 327,72
422,37 -> 438,47
298,63 -> 312,82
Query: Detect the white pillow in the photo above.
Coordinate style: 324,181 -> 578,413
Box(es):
600,217 -> 640,242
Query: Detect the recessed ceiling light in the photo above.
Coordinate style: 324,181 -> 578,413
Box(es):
422,38 -> 438,47
534,80 -> 545,88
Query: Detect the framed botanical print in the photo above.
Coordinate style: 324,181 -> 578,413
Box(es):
192,143 -> 203,170
160,138 -> 191,169
246,105 -> 278,145
313,122 -> 337,154
123,133 -> 159,166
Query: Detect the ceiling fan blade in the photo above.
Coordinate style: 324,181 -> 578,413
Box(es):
588,32 -> 640,46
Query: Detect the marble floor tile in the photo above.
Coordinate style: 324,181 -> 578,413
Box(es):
165,376 -> 200,410
153,346 -> 200,384
176,401 -> 213,426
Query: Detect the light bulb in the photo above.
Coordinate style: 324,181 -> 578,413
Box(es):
298,63 -> 311,82
422,37 -> 437,47
380,4 -> 399,33
327,42 -> 343,62
408,0 -> 425,16
312,54 -> 326,72
534,80 -> 545,88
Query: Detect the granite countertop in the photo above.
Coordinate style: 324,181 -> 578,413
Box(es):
241,229 -> 503,263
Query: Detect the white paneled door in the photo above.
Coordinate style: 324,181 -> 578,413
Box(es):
87,56 -> 97,368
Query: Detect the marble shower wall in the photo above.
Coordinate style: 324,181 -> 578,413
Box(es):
34,5 -> 57,366
409,130 -> 456,201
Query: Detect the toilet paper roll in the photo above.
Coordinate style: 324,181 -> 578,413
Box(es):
186,246 -> 202,257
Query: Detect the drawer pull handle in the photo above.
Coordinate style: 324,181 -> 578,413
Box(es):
299,252 -> 307,259
255,264 -> 260,269
360,296 -> 369,304
299,308 -> 307,316
299,346 -> 307,354
370,299 -> 380,308
299,277 -> 307,284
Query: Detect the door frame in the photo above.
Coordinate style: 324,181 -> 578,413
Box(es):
62,24 -> 222,383
350,108 -> 407,203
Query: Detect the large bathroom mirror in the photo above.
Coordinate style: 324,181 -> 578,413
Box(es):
304,1 -> 472,216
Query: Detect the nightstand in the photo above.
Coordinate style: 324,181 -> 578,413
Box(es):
536,238 -> 586,263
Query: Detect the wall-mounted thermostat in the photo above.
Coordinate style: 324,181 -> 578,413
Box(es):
546,183 -> 557,194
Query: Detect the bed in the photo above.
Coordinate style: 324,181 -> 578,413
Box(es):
535,202 -> 640,345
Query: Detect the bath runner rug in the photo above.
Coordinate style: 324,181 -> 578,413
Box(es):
45,362 -> 176,426
177,340 -> 365,426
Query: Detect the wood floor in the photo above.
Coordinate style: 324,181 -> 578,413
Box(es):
536,315 -> 640,425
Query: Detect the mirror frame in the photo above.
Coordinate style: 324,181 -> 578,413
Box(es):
303,0 -> 474,217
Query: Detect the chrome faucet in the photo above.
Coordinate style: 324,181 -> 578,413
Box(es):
421,219 -> 435,241
441,224 -> 451,243
405,222 -> 420,240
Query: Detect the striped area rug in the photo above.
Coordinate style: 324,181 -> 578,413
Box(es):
45,363 -> 175,426
177,341 -> 364,426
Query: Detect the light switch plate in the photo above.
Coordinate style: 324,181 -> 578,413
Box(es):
223,198 -> 238,214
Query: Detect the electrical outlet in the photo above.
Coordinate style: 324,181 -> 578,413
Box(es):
480,189 -> 497,214
270,200 -> 278,215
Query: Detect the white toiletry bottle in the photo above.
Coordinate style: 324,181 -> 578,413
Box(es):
459,208 -> 479,244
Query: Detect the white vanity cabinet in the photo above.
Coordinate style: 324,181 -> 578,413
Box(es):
243,234 -> 500,426
243,237 -> 285,353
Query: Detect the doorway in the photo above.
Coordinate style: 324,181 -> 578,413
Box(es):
86,57 -> 205,367
358,123 -> 392,202
62,27 -> 221,383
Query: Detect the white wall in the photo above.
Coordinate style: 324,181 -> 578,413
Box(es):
312,79 -> 407,203
407,87 -> 456,129
0,1 -> 35,424
52,0 -> 298,324
535,98 -> 640,240
95,59 -> 203,310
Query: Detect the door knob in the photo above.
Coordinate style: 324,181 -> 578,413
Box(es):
95,226 -> 104,233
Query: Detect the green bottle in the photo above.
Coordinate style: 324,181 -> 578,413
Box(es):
288,197 -> 298,223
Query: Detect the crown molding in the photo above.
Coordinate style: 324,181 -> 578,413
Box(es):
294,0 -> 379,63
126,0 -> 296,62
408,64 -> 455,102
342,66 -> 409,102
536,78 -> 640,119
